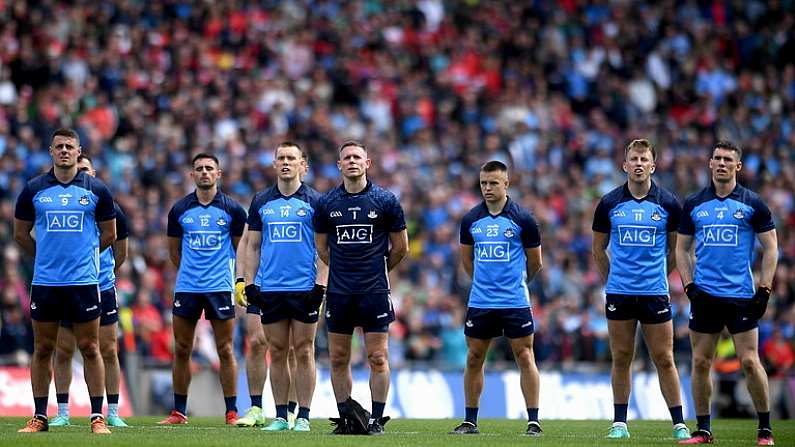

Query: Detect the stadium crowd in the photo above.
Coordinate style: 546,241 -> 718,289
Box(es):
0,0 -> 794,389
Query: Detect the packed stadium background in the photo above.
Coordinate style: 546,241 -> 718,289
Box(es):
0,0 -> 793,420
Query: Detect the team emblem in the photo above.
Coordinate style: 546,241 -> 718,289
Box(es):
216,217 -> 227,226
368,210 -> 378,219
733,210 -> 744,219
79,196 -> 89,206
504,228 -> 515,238
651,212 -> 661,221
297,208 -> 307,217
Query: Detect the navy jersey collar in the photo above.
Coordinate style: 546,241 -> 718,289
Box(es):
622,181 -> 658,201
709,182 -> 741,200
341,179 -> 372,196
275,183 -> 306,200
190,189 -> 225,207
480,196 -> 513,217
46,168 -> 85,186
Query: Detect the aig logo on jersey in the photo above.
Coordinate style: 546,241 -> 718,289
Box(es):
268,222 -> 302,243
188,230 -> 222,250
703,224 -> 738,247
46,211 -> 84,232
475,242 -> 510,262
618,225 -> 655,247
336,224 -> 373,244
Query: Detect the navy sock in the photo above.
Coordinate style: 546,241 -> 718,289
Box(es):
174,393 -> 188,415
696,414 -> 711,432
613,403 -> 628,423
56,393 -> 69,404
527,407 -> 539,422
669,405 -> 684,425
107,394 -> 119,405
224,396 -> 237,413
757,411 -> 771,430
337,402 -> 346,417
276,404 -> 289,420
288,401 -> 298,414
90,395 -> 104,415
34,396 -> 49,417
250,395 -> 263,409
297,406 -> 310,420
371,401 -> 385,420
465,407 -> 478,424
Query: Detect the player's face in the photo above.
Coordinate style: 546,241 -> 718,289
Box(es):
49,135 -> 81,169
479,170 -> 509,203
709,147 -> 742,184
273,145 -> 305,181
77,159 -> 96,177
191,157 -> 221,190
622,147 -> 655,183
338,145 -> 371,180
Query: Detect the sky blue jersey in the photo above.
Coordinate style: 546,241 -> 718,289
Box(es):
678,183 -> 775,299
14,169 -> 116,286
247,183 -> 322,292
460,198 -> 541,309
592,182 -> 681,295
167,191 -> 246,293
98,202 -> 129,291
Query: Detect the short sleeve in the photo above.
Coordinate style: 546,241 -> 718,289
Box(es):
750,197 -> 775,233
167,205 -> 183,238
246,195 -> 264,231
114,204 -> 130,240
230,202 -> 247,237
592,198 -> 611,233
519,211 -> 541,248
662,194 -> 682,233
93,180 -> 116,222
459,214 -> 474,245
678,199 -> 695,235
313,197 -> 330,234
384,194 -> 406,232
14,183 -> 35,221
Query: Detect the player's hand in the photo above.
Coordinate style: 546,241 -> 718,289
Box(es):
751,286 -> 772,320
234,278 -> 247,306
308,284 -> 326,310
684,283 -> 701,302
245,284 -> 263,308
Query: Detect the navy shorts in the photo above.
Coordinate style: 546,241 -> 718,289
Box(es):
30,285 -> 101,323
605,294 -> 672,324
255,290 -> 321,325
173,292 -> 235,321
61,287 -> 120,327
689,289 -> 758,334
464,307 -> 535,339
325,292 -> 394,334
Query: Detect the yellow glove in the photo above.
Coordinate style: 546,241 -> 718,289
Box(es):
234,278 -> 247,306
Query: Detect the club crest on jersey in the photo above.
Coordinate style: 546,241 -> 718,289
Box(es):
651,212 -> 661,221
297,208 -> 307,217
79,195 -> 89,206
216,217 -> 227,226
733,209 -> 744,219
368,210 -> 378,219
504,228 -> 515,238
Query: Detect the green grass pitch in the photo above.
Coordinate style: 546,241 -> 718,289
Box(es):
1,417 -> 793,446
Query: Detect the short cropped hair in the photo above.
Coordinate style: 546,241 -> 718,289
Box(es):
77,154 -> 93,164
713,141 -> 742,160
192,152 -> 220,167
480,160 -> 508,173
276,141 -> 307,159
624,139 -> 656,161
51,128 -> 80,145
338,140 -> 366,153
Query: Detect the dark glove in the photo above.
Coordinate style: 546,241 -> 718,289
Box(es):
684,283 -> 701,302
308,284 -> 326,310
751,286 -> 772,320
245,284 -> 264,308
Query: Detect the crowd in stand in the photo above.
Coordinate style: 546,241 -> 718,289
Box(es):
1,1 -> 794,385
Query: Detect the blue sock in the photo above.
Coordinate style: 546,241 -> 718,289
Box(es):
614,404 -> 628,423
224,396 -> 237,413
250,395 -> 262,409
465,407 -> 478,424
527,407 -> 539,422
107,394 -> 120,417
288,401 -> 298,414
337,402 -> 346,417
371,401 -> 385,420
276,404 -> 289,420
90,395 -> 104,416
757,411 -> 771,430
34,396 -> 49,418
56,393 -> 69,417
297,406 -> 310,420
174,393 -> 188,415
696,414 -> 711,432
669,405 -> 684,425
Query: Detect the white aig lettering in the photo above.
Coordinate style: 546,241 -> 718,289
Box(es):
336,224 -> 373,244
268,222 -> 302,243
617,225 -> 655,247
46,211 -> 84,232
475,242 -> 510,262
188,231 -> 222,250
703,224 -> 738,247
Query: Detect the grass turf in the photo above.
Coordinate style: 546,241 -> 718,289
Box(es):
1,417 -> 793,446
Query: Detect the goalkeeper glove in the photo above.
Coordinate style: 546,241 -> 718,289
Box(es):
234,277 -> 247,306
684,283 -> 701,302
308,284 -> 326,310
245,284 -> 265,309
751,286 -> 771,320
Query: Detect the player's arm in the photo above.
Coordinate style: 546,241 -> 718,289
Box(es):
666,231 -> 677,274
387,229 -> 408,271
675,233 -> 695,286
315,256 -> 329,286
13,218 -> 35,257
97,219 -> 117,252
235,225 -> 249,279
525,246 -> 542,282
315,233 -> 329,265
756,229 -> 778,289
244,229 -> 262,285
592,231 -> 610,282
168,236 -> 181,268
113,238 -> 128,274
460,244 -> 474,278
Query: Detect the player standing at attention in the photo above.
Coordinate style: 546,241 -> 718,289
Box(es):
450,160 -> 543,436
159,153 -> 247,425
242,142 -> 327,432
675,141 -> 778,446
50,154 -> 130,428
14,128 -> 117,434
591,139 -> 689,440
314,141 -> 408,435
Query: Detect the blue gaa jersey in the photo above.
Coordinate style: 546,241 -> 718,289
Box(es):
98,203 -> 129,291
592,182 -> 681,295
14,169 -> 116,286
460,198 -> 541,309
314,180 -> 406,294
679,184 -> 775,299
167,191 -> 246,293
248,184 -> 322,292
